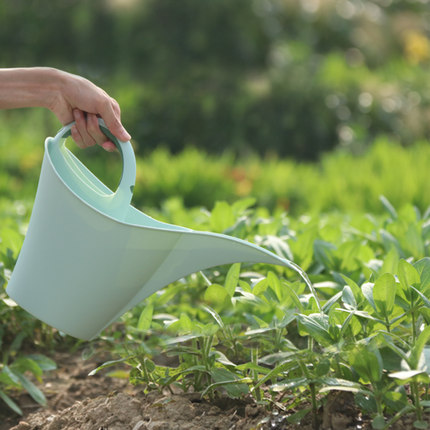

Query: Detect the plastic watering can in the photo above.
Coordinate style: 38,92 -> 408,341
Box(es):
6,120 -> 307,340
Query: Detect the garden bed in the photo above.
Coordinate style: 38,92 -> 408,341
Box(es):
0,348 -> 356,430
1,349 -> 428,430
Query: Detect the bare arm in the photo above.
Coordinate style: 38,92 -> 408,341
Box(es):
0,67 -> 131,151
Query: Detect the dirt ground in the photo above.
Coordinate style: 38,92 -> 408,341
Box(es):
0,349 -> 428,430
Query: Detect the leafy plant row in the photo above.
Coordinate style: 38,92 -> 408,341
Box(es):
2,110 -> 430,216
92,197 -> 430,429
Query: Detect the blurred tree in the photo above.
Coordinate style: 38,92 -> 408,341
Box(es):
0,0 -> 429,159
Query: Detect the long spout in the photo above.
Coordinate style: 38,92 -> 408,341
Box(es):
96,229 -> 320,339
114,231 -> 298,318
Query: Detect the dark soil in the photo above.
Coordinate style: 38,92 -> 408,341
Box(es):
1,350 -> 429,430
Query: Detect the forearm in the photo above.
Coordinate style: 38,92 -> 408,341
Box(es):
0,67 -> 63,110
0,67 -> 130,148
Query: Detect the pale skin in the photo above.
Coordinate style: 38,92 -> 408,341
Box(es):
0,67 -> 131,151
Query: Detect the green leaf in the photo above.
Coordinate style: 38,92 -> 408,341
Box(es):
373,273 -> 396,317
106,370 -> 129,379
88,357 -> 132,376
214,351 -> 236,367
9,332 -> 27,354
388,370 -> 427,381
342,285 -> 357,309
2,366 -> 21,386
231,197 -> 256,214
224,263 -> 240,297
291,227 -> 317,271
297,313 -> 333,346
202,305 -> 225,329
322,291 -> 342,313
409,325 -> 430,370
204,283 -> 231,308
403,223 -> 424,259
27,354 -> 57,372
264,235 -> 294,261
12,357 -> 43,381
319,378 -> 372,396
381,247 -> 400,275
413,421 -> 429,429
372,414 -> 386,429
338,240 -> 363,271
137,304 -> 154,331
380,195 -> 397,219
252,360 -> 298,392
283,282 -> 305,312
177,313 -> 194,333
0,389 -> 22,415
315,359 -> 330,377
267,271 -> 282,301
398,259 -> 420,290
15,373 -> 46,406
285,407 -> 312,424
208,368 -> 249,398
410,286 -> 430,308
341,274 -> 364,301
383,390 -> 408,411
361,282 -> 376,312
236,362 -> 271,375
210,201 -> 235,232
238,279 -> 251,293
164,334 -> 201,345
252,278 -> 268,296
314,240 -> 337,270
270,377 -> 308,392
414,257 -> 430,293
349,345 -> 383,383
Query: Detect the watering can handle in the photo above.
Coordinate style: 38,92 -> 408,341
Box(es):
51,119 -> 136,213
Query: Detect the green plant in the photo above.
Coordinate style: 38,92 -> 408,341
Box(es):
90,196 -> 430,429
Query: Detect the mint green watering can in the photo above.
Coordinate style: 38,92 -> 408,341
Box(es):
7,120 -> 303,340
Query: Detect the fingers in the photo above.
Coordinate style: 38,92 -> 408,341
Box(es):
71,109 -> 117,152
97,98 -> 131,142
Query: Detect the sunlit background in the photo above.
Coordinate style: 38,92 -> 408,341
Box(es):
1,0 -> 430,213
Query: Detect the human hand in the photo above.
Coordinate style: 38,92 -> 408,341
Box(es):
0,67 -> 131,150
48,70 -> 131,151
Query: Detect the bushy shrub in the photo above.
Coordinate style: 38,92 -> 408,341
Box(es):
0,0 -> 429,158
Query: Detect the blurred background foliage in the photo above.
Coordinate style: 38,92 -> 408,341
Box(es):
1,0 -> 429,160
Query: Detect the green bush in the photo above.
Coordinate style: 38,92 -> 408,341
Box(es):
2,111 -> 430,216
0,0 -> 429,158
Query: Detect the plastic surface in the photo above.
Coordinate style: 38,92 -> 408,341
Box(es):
6,120 -> 296,340
47,119 -> 136,220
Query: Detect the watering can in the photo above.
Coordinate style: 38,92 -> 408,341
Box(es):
6,120 -> 304,340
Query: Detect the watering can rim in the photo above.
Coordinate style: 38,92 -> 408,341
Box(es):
44,121 -> 193,233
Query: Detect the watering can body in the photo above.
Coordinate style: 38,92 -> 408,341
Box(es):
7,121 -> 294,340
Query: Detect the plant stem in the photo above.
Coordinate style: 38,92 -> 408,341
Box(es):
385,316 -> 391,333
309,382 -> 319,430
251,348 -> 262,402
412,311 -> 417,344
412,380 -> 423,421
410,294 -> 417,343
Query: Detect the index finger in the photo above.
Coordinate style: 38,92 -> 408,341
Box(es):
97,98 -> 131,142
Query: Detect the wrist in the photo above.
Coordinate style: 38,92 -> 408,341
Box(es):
36,67 -> 66,111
